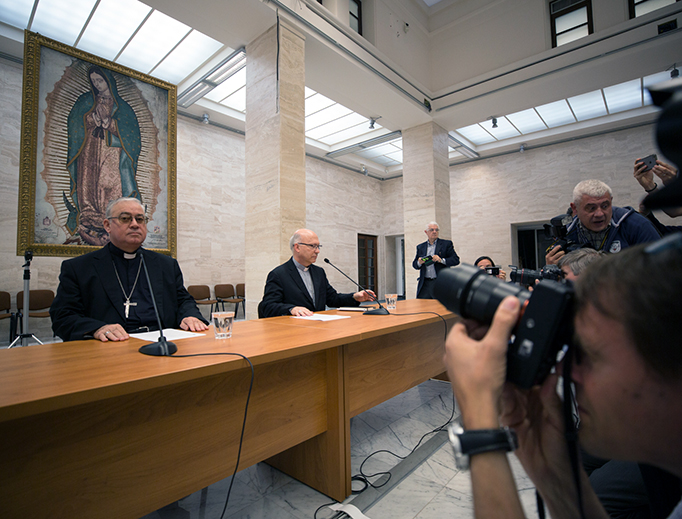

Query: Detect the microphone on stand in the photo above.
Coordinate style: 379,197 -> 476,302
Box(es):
323,258 -> 390,315
138,252 -> 178,356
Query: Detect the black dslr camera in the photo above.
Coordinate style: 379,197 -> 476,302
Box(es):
544,211 -> 582,254
509,264 -> 563,285
434,264 -> 574,389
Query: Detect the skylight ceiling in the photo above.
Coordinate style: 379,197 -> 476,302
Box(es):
453,71 -> 670,147
0,0 -> 225,85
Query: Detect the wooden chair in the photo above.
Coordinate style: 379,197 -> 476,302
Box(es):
0,291 -> 10,320
236,283 -> 245,319
15,289 -> 55,336
187,285 -> 218,316
214,284 -> 244,319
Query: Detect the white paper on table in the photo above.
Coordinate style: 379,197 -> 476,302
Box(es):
129,328 -> 206,342
291,314 -> 351,321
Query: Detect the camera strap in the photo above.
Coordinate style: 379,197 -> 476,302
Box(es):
536,347 -> 586,519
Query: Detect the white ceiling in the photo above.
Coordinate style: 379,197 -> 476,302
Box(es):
1,0 -> 681,179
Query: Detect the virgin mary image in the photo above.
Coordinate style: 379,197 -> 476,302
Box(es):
65,65 -> 142,245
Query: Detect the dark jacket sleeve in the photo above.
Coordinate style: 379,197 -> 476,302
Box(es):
322,276 -> 360,309
440,240 -> 460,267
258,268 -> 295,318
412,242 -> 426,270
50,258 -> 109,341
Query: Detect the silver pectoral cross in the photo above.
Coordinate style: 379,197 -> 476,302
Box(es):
124,299 -> 137,318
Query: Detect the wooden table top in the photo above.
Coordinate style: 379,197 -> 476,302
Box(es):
0,299 -> 454,422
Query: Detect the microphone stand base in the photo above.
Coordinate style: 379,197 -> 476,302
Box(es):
139,339 -> 178,356
363,306 -> 390,315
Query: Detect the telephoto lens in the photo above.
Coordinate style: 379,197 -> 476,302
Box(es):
433,264 -> 530,323
434,264 -> 574,388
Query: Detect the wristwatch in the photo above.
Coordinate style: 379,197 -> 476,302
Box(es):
447,424 -> 518,470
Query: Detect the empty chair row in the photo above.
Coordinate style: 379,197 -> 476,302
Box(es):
187,284 -> 245,319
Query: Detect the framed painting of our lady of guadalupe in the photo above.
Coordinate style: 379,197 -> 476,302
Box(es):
18,30 -> 177,257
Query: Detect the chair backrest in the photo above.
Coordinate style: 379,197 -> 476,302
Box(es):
0,291 -> 10,312
214,284 -> 235,299
187,285 -> 211,301
236,283 -> 245,298
16,289 -> 55,311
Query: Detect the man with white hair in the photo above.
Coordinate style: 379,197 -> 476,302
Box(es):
413,221 -> 460,299
547,179 -> 659,264
258,228 -> 375,318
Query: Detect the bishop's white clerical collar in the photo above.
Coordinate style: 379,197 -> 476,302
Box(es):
293,258 -> 310,272
123,252 -> 137,260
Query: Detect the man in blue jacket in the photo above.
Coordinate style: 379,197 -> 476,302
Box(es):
412,222 -> 460,299
546,179 -> 660,264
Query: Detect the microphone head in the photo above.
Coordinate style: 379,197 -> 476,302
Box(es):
324,258 -> 330,263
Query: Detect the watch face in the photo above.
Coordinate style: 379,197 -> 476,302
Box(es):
447,424 -> 469,470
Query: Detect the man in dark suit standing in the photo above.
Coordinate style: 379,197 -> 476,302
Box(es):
258,229 -> 376,318
50,197 -> 208,342
412,221 -> 460,299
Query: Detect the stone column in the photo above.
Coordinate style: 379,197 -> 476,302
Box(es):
402,122 -> 451,300
244,21 -> 306,319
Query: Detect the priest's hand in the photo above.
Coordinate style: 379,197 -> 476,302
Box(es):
181,316 -> 209,332
94,324 -> 129,342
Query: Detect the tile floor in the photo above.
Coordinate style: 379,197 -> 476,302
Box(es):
141,379 -> 543,519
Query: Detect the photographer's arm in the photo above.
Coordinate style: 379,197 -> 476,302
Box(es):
444,297 -> 526,518
502,379 -> 608,519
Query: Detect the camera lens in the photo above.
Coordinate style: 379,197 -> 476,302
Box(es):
434,264 -> 529,324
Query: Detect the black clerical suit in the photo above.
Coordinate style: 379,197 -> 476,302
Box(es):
50,243 -> 206,341
258,258 -> 359,318
412,238 -> 460,298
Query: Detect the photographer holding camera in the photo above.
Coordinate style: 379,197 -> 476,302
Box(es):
474,256 -> 507,281
442,240 -> 682,518
546,179 -> 659,265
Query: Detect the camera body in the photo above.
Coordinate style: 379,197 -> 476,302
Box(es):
544,212 -> 582,254
509,264 -> 563,285
434,264 -> 574,388
485,266 -> 500,277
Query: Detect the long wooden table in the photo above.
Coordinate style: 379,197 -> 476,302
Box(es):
0,299 -> 455,518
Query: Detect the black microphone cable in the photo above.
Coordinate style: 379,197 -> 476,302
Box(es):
164,351 -> 254,519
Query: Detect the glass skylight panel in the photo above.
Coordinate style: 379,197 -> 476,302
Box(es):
116,10 -> 190,74
77,0 -> 151,61
152,30 -> 223,85
356,143 -> 402,158
643,71 -> 673,105
506,109 -> 547,134
385,149 -> 403,162
568,90 -> 607,121
455,124 -> 495,145
0,0 -> 35,28
221,87 -> 246,113
603,79 -> 642,114
305,93 -> 336,116
31,0 -> 97,46
306,113 -> 367,140
204,67 -> 247,102
371,155 -> 399,166
535,100 -> 576,128
316,122 -> 376,146
305,104 -> 352,132
485,117 -> 520,140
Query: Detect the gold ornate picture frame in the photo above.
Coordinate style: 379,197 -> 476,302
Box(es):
18,31 -> 177,257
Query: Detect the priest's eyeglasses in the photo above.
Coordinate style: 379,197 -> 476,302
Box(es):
298,243 -> 322,250
107,213 -> 149,225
